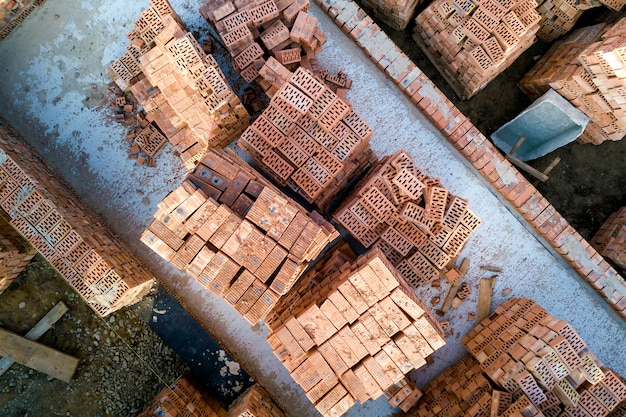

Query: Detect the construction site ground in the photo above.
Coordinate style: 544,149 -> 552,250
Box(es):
0,0 -> 624,416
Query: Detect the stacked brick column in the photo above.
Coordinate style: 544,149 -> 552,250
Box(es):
110,0 -> 250,169
141,148 -> 338,324
227,384 -> 286,417
334,150 -> 481,289
266,245 -> 445,416
199,0 -> 327,84
238,63 -> 376,210
0,120 -> 154,316
413,0 -> 541,99
521,19 -> 626,145
591,207 -> 626,272
0,214 -> 37,295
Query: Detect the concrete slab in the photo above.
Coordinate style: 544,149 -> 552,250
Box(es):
0,1 -> 624,416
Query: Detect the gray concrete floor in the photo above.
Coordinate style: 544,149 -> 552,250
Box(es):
0,0 -> 624,416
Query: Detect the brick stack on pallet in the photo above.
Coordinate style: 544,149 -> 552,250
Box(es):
413,0 -> 541,99
227,384 -> 286,417
359,0 -> 425,31
520,19 -> 626,144
109,0 -> 250,169
141,148 -> 338,324
238,62 -> 376,209
199,0 -> 327,85
265,244 -> 444,416
591,207 -> 626,272
405,298 -> 626,416
0,120 -> 154,316
333,150 -> 481,289
0,214 -> 37,295
138,374 -> 228,417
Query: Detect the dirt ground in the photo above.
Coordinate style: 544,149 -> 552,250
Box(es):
364,5 -> 626,242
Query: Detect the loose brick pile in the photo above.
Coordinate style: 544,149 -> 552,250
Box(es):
239,63 -> 376,209
0,0 -> 46,41
138,374 -> 228,417
407,298 -> 626,416
334,150 -> 481,289
413,0 -> 541,99
227,384 -> 286,417
141,148 -> 338,324
0,120 -> 154,316
0,215 -> 37,295
591,207 -> 626,272
199,0 -> 327,84
520,19 -> 626,145
266,245 -> 445,417
359,0 -> 425,31
109,0 -> 250,169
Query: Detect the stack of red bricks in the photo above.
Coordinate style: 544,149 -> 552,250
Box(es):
591,207 -> 626,272
359,0 -> 425,31
413,0 -> 541,99
520,19 -> 626,144
239,63 -> 376,209
199,0 -> 327,85
406,298 -> 626,416
0,215 -> 37,295
265,245 -> 444,416
227,384 -> 286,417
138,374 -> 228,417
110,0 -> 250,169
333,150 -> 481,289
141,148 -> 338,324
0,120 -> 154,317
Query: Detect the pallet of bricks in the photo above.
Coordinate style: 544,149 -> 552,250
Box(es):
110,0 -> 250,169
520,18 -> 626,144
138,373 -> 228,417
413,0 -> 541,99
0,121 -> 154,316
359,0 -> 425,31
199,0 -> 327,85
141,148 -> 338,324
405,297 -> 626,416
333,150 -> 481,290
0,213 -> 37,295
228,384 -> 286,417
238,61 -> 376,210
590,206 -> 626,272
265,243 -> 444,416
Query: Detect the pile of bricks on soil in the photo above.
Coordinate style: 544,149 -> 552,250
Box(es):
591,206 -> 626,272
406,297 -> 626,416
520,18 -> 626,145
141,148 -> 338,324
359,0 -> 425,31
199,0 -> 327,85
0,215 -> 37,295
0,120 -> 154,316
333,150 -> 481,289
109,0 -> 250,169
228,384 -> 286,417
407,298 -> 626,416
238,61 -> 376,210
266,244 -> 444,416
413,0 -> 541,99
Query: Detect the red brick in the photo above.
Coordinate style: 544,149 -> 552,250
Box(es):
511,182 -> 537,208
518,193 -> 550,222
442,111 -> 466,136
530,204 -> 556,229
460,139 -> 479,157
552,225 -> 576,254
447,119 -> 473,145
540,213 -> 569,241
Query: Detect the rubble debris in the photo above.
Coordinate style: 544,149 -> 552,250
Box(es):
334,150 -> 482,289
502,287 -> 512,296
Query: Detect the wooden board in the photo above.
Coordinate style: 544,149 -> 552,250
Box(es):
0,301 -> 69,376
476,276 -> 497,323
0,327 -> 79,383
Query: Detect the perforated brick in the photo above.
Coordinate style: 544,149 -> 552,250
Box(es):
469,45 -> 495,73
234,42 -> 264,70
222,10 -> 250,32
420,239 -> 452,269
272,96 -> 304,124
260,20 -> 290,50
222,24 -> 254,50
343,110 -> 373,140
248,0 -> 279,26
302,158 -> 331,186
264,104 -> 295,134
262,149 -> 295,183
251,115 -> 285,146
276,83 -> 313,115
462,17 -> 491,44
318,98 -> 351,132
407,251 -> 440,284
392,169 -> 426,200
307,88 -> 336,119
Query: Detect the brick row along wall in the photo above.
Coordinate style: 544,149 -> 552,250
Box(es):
0,0 -> 46,41
310,0 -> 626,319
406,298 -> 626,416
0,119 -> 154,316
0,213 -> 37,295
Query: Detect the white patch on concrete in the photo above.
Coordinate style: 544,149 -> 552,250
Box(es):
495,160 -> 517,186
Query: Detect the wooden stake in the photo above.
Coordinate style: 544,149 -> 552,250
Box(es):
476,275 -> 497,323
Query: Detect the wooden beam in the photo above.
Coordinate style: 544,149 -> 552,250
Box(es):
0,301 -> 68,376
505,154 -> 549,182
476,275 -> 497,323
0,327 -> 79,383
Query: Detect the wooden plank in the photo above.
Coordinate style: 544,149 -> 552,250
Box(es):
0,327 -> 79,383
0,301 -> 68,376
476,275 -> 497,323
